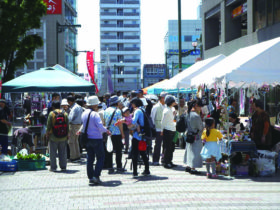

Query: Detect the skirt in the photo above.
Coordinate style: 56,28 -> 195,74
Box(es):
200,141 -> 222,161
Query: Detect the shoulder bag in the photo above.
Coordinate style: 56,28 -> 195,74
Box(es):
81,111 -> 93,147
106,109 -> 117,152
185,114 -> 198,144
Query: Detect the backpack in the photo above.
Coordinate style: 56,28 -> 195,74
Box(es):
176,113 -> 187,132
52,111 -> 68,138
139,108 -> 156,139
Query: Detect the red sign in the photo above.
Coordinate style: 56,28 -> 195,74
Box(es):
44,0 -> 62,15
86,51 -> 99,93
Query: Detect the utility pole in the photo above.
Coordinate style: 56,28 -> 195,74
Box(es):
178,0 -> 182,72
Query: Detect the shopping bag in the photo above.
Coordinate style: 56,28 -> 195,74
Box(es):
7,125 -> 13,136
138,140 -> 147,151
106,135 -> 113,153
172,131 -> 179,144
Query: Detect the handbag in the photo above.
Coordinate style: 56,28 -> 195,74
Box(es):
185,114 -> 198,144
106,109 -> 117,152
106,135 -> 113,152
81,111 -> 93,147
138,140 -> 147,151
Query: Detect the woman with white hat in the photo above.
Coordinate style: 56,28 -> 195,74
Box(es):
61,99 -> 70,114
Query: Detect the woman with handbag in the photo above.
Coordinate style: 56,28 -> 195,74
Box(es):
183,99 -> 204,174
130,97 -> 150,178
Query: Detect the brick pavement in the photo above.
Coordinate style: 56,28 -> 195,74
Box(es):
1,146 -> 280,210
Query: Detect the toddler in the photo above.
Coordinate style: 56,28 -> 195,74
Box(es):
115,107 -> 140,133
200,117 -> 223,178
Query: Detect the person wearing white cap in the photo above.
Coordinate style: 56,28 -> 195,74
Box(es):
150,92 -> 167,165
61,99 -> 70,114
80,96 -> 111,184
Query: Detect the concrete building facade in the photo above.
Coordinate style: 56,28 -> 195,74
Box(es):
202,0 -> 280,59
99,0 -> 141,95
143,64 -> 167,88
164,20 -> 202,77
16,0 -> 78,76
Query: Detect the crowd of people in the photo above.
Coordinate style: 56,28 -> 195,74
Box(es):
0,89 -> 275,185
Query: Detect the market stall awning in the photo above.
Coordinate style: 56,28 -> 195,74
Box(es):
142,79 -> 168,95
152,54 -> 226,90
2,67 -> 95,93
191,37 -> 280,87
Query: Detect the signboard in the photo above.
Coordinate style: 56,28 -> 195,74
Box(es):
168,49 -> 200,56
44,0 -> 62,15
232,2 -> 247,18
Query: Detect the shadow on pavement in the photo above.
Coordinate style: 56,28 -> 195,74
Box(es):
133,175 -> 168,182
89,180 -> 122,187
58,169 -> 80,174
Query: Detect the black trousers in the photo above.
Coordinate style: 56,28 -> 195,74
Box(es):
131,138 -> 149,175
163,129 -> 175,165
104,135 -> 123,169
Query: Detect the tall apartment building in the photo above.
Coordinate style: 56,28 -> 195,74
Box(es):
16,0 -> 78,76
164,20 -> 202,77
202,0 -> 280,58
99,0 -> 141,95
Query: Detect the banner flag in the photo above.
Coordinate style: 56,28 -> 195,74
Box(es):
86,51 -> 99,93
106,50 -> 114,93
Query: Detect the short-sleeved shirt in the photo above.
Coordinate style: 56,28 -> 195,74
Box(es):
104,107 -> 122,135
132,108 -> 144,140
201,129 -> 223,142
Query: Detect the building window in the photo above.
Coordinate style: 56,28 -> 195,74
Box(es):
274,0 -> 280,23
118,78 -> 124,83
254,0 -> 266,30
184,36 -> 192,42
158,68 -> 164,75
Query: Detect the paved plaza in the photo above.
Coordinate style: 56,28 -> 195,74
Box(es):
1,146 -> 280,210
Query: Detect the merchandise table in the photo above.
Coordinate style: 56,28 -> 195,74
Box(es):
219,139 -> 258,176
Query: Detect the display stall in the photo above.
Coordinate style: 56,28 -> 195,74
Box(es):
2,66 -> 95,153
190,37 -> 280,177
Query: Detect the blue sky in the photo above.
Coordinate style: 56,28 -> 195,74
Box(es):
77,0 -> 201,73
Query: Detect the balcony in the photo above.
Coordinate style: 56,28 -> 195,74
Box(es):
100,0 -> 116,3
124,0 -> 140,4
101,35 -> 117,39
123,24 -> 139,28
100,24 -> 117,27
124,59 -> 140,63
100,12 -> 116,16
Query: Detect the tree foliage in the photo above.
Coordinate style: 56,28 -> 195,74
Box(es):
0,0 -> 47,82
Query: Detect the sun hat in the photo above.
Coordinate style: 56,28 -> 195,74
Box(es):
109,95 -> 120,106
122,107 -> 129,113
0,99 -> 6,104
86,96 -> 100,106
159,91 -> 168,98
61,99 -> 69,106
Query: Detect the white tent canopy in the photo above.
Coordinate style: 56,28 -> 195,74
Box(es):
191,37 -> 280,88
152,54 -> 226,90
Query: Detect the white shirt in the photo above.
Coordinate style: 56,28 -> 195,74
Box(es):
151,102 -> 165,132
161,106 -> 176,132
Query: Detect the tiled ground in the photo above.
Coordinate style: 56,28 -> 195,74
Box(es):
1,146 -> 280,210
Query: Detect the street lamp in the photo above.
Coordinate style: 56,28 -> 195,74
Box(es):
56,22 -> 81,72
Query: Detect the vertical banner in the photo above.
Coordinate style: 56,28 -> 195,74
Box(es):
86,51 -> 99,93
106,51 -> 114,93
44,0 -> 62,15
0,63 -> 2,99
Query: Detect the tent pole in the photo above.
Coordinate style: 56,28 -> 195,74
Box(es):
226,82 -> 230,141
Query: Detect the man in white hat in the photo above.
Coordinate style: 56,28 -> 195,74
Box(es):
150,92 -> 167,165
61,99 -> 70,114
81,96 -> 111,185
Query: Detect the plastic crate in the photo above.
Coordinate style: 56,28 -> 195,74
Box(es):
17,159 -> 46,171
0,160 -> 18,172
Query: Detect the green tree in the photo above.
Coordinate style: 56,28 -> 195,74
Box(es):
0,0 -> 47,82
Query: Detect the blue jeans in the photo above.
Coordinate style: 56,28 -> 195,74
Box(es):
0,135 -> 9,155
86,139 -> 105,179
